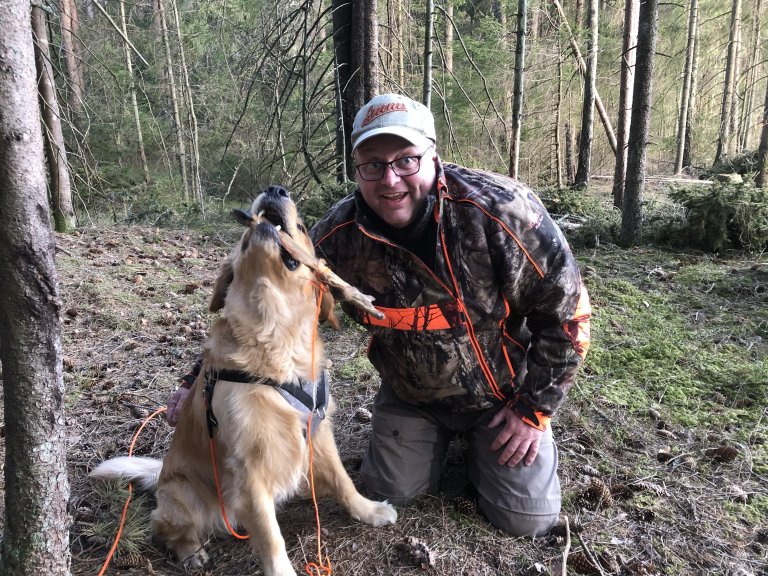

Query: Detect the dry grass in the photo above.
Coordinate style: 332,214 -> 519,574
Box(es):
55,224 -> 768,576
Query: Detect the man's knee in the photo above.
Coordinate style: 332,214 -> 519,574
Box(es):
477,494 -> 559,537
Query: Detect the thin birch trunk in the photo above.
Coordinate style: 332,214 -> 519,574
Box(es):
613,0 -> 639,206
555,51 -> 564,188
714,0 -> 742,164
553,0 -> 617,154
423,0 -> 434,109
61,0 -> 84,121
737,0 -> 762,151
157,0 -> 189,200
683,25 -> 699,169
170,0 -> 203,212
674,0 -> 697,174
574,0 -> 598,187
32,5 -> 76,232
119,0 -> 150,184
509,0 -> 527,179
756,77 -> 768,187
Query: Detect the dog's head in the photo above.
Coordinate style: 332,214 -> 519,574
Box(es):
210,186 -> 338,351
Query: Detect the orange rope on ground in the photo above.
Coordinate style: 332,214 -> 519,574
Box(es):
209,437 -> 250,540
303,283 -> 332,575
97,406 -> 168,576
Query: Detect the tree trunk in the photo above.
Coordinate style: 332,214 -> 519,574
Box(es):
555,51 -> 564,188
737,0 -> 762,151
333,0 -> 379,181
620,0 -> 658,247
170,0 -> 203,212
423,0 -> 434,108
714,0 -> 742,164
574,0 -> 598,188
32,5 -> 76,232
756,77 -> 768,187
0,1 -> 71,574
119,0 -> 150,184
509,0 -> 527,179
565,122 -> 576,184
60,0 -> 84,121
157,0 -> 189,199
553,0 -> 617,156
674,0 -> 697,174
682,23 -> 699,169
612,0 -> 639,207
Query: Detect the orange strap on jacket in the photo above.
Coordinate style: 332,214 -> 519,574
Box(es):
358,301 -> 463,331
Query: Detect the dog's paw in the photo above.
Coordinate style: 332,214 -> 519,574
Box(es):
180,548 -> 209,572
262,553 -> 297,576
353,498 -> 398,527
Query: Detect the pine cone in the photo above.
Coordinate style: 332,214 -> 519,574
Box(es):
453,495 -> 477,516
567,552 -> 598,574
704,445 -> 739,463
113,553 -> 149,568
580,478 -> 614,509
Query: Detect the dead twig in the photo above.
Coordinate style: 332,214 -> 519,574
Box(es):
562,515 -> 571,576
278,230 -> 384,320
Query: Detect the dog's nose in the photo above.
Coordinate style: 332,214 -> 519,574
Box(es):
265,185 -> 290,199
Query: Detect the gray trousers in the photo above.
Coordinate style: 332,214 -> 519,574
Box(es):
360,383 -> 560,537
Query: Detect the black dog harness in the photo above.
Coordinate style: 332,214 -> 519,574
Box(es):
202,368 -> 329,439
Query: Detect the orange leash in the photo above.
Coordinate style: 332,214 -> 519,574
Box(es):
97,406 -> 168,576
304,283 -> 332,575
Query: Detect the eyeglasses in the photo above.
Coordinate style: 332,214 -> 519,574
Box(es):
355,146 -> 433,181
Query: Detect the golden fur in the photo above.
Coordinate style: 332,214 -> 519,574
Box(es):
91,188 -> 396,576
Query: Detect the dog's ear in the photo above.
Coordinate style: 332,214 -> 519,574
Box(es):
210,258 -> 234,312
319,289 -> 341,329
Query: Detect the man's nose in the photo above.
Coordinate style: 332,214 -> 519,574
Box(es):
380,163 -> 401,185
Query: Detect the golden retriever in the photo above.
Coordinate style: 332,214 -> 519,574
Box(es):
91,185 -> 397,575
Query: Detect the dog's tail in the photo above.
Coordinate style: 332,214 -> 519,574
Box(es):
90,457 -> 163,491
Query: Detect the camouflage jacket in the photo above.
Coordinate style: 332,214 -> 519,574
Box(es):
312,162 -> 591,421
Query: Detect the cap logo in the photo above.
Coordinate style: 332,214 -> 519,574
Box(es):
361,102 -> 408,127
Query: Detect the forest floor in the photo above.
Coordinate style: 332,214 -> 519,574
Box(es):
54,213 -> 768,576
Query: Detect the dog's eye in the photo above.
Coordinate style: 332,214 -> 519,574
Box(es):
298,223 -> 308,235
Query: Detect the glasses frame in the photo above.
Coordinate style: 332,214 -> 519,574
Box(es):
354,145 -> 433,182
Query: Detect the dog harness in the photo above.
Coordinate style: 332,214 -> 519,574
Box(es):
202,368 -> 329,439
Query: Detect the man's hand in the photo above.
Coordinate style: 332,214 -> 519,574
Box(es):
167,386 -> 191,427
488,404 -> 545,467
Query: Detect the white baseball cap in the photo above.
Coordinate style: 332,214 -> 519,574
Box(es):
351,93 -> 436,151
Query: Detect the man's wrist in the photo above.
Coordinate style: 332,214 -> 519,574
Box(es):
507,397 -> 551,431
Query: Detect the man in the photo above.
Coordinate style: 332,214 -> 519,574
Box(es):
170,93 -> 590,537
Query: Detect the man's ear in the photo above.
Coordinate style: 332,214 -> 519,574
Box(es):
209,258 -> 234,312
319,289 -> 341,329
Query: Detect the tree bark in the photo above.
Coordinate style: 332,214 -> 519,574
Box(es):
613,0 -> 639,206
756,77 -> 768,187
674,0 -> 697,174
333,0 -> 379,181
32,5 -> 76,232
737,0 -> 762,151
682,22 -> 699,169
170,0 -> 203,212
119,0 -> 150,184
60,0 -> 84,121
565,121 -> 576,184
553,0 -> 617,156
423,0 -> 434,108
0,1 -> 71,574
509,0 -> 527,179
555,51 -> 564,188
620,0 -> 658,247
714,0 -> 742,164
574,0 -> 598,188
157,0 -> 189,199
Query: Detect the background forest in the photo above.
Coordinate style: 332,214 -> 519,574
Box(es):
39,0 -> 768,231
